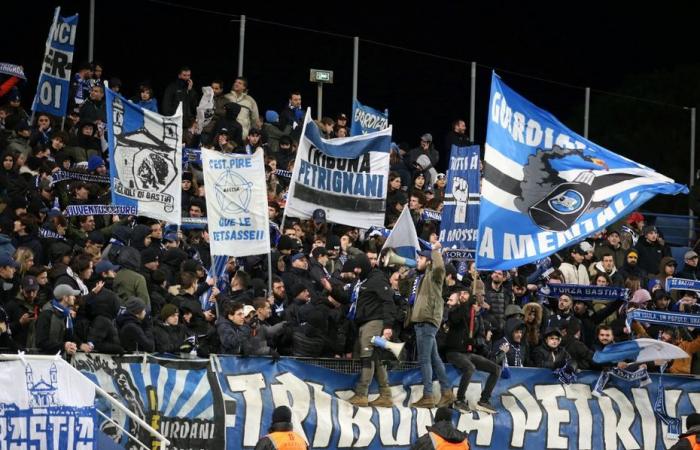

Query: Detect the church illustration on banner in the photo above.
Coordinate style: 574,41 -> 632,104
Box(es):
26,363 -> 60,407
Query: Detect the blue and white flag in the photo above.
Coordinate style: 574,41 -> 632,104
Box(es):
202,148 -> 270,257
31,7 -> 78,117
440,145 -> 481,254
477,73 -> 688,270
665,277 -> 700,292
0,359 -> 96,449
286,109 -> 392,228
381,206 -> 420,261
201,255 -> 229,310
350,99 -> 389,136
592,338 -> 688,365
106,87 -> 182,223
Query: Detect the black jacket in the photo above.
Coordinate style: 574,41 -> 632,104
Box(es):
116,313 -> 155,352
530,343 -> 571,370
410,420 -> 469,450
445,301 -> 488,356
635,238 -> 671,276
162,79 -> 199,122
562,335 -> 594,370
153,321 -> 189,353
492,318 -> 529,367
353,268 -> 395,327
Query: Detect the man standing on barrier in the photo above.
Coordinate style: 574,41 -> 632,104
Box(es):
255,405 -> 308,450
400,240 -> 454,409
347,253 -> 397,408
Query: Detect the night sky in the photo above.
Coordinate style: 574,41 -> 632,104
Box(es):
5,1 -> 699,211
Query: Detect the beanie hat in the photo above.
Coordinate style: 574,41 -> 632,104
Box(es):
160,303 -> 179,321
126,297 -> 146,315
271,405 -> 292,424
265,110 -> 279,123
87,155 -> 105,172
629,289 -> 652,305
434,407 -> 453,423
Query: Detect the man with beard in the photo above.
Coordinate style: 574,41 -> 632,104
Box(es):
618,249 -> 648,286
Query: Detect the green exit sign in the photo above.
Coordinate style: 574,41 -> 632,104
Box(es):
310,69 -> 334,84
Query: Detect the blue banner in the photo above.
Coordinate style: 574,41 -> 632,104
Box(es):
477,73 -> 687,270
541,283 -> 629,301
74,353 -> 700,449
32,7 -> 78,117
440,145 -> 481,254
421,208 -> 442,222
216,357 -> 700,450
666,277 -> 700,292
350,99 -> 389,136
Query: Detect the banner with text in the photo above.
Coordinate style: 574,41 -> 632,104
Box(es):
477,73 -> 687,270
31,7 -> 78,117
106,87 -> 182,223
73,353 -> 223,450
286,109 -> 392,228
202,149 -> 270,257
1,359 -> 96,450
351,99 -> 389,136
440,145 -> 481,256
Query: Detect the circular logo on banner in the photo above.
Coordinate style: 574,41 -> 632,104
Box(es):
547,189 -> 585,215
214,170 -> 253,214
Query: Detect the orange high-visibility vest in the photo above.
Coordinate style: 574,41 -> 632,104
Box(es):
429,432 -> 469,450
685,434 -> 700,450
267,431 -> 307,450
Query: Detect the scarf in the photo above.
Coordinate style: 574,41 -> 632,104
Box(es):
51,299 -> 73,332
346,279 -> 366,320
408,275 -> 423,306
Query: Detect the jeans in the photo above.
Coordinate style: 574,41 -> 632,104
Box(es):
414,322 -> 450,395
446,351 -> 501,402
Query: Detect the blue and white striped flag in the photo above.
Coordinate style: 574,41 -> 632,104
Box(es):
200,255 -> 229,310
477,73 -> 687,270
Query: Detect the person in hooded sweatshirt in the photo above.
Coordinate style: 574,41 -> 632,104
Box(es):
213,102 -> 243,148
117,297 -> 154,353
531,327 -> 572,370
410,407 -> 470,450
492,315 -> 530,368
113,247 -> 150,307
84,281 -> 125,354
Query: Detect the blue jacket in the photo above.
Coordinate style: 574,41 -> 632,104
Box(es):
216,319 -> 251,355
138,98 -> 159,113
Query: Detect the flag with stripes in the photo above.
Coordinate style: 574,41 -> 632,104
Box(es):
477,73 -> 687,270
285,109 -> 392,228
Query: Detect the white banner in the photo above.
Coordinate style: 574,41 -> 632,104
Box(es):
0,359 -> 96,449
286,110 -> 392,228
202,149 -> 270,257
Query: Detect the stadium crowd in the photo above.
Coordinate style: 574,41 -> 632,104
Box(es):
1,64 -> 700,415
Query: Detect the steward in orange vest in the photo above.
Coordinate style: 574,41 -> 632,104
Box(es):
254,406 -> 309,450
670,413 -> 700,450
411,407 -> 469,450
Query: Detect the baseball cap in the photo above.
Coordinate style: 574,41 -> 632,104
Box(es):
311,247 -> 328,259
95,259 -> 120,274
0,254 -> 19,268
312,208 -> 327,224
21,276 -> 39,292
53,284 -> 81,298
685,250 -> 699,260
416,249 -> 433,260
243,305 -> 256,317
163,232 -> 178,242
291,253 -> 307,263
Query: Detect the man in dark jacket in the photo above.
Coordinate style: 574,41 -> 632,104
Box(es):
411,407 -> 469,450
561,320 -> 594,370
84,285 -> 124,354
492,316 -> 529,368
483,270 -> 513,340
347,254 -> 396,408
79,85 -> 106,123
153,303 -> 189,353
445,292 -> 500,414
409,134 -> 440,170
635,225 -> 671,276
531,327 -> 571,369
678,250 -> 700,280
594,228 -> 626,270
162,67 -> 199,123
5,275 -> 40,349
216,301 -> 251,355
443,119 -> 472,156
669,412 -> 700,450
36,284 -> 91,355
618,249 -> 648,285
116,297 -> 155,352
254,405 -> 308,450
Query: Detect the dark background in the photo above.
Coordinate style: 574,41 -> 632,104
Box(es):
5,1 -> 699,213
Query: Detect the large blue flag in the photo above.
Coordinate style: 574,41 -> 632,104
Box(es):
31,7 -> 78,117
476,73 -> 687,270
106,87 -> 182,223
381,206 -> 420,261
440,145 -> 481,259
350,99 -> 389,136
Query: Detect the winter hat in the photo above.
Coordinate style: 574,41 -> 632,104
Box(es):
434,407 -> 453,423
160,303 -> 179,321
629,289 -> 652,305
271,406 -> 292,424
291,284 -> 309,299
265,110 -> 279,123
87,155 -> 105,172
141,247 -> 160,265
126,297 -> 146,315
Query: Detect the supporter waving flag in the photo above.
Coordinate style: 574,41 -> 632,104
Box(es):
477,73 -> 687,270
